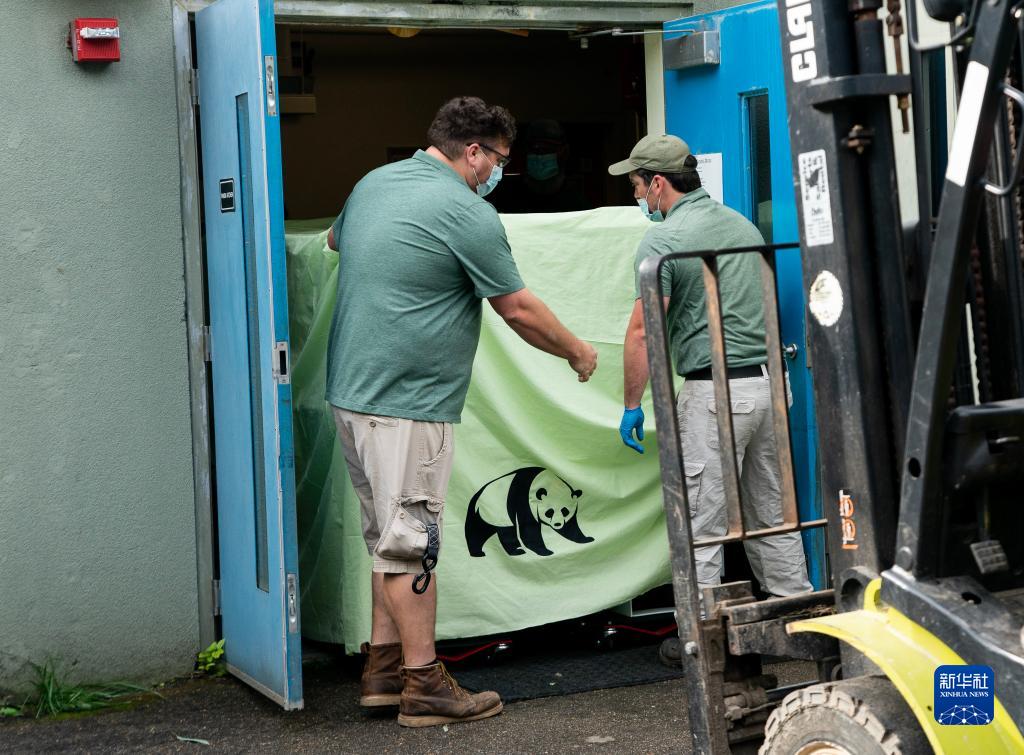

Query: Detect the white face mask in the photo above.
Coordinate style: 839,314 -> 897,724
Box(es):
474,152 -> 503,198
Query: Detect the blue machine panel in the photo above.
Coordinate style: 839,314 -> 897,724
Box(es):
195,0 -> 302,708
664,1 -> 826,587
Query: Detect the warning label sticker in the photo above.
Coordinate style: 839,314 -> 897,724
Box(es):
798,150 -> 834,247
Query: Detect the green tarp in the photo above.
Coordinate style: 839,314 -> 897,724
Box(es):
286,207 -> 670,652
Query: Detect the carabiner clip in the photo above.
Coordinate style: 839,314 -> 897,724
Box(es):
412,570 -> 431,595
412,553 -> 437,595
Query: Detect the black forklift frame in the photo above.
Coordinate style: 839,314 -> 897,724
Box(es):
777,0 -> 1024,722
882,0 -> 1024,731
775,0 -> 915,626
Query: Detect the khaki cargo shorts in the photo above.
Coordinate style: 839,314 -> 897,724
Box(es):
331,406 -> 454,574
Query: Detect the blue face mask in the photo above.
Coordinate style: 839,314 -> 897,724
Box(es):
475,154 -> 503,198
526,153 -> 560,181
638,183 -> 664,222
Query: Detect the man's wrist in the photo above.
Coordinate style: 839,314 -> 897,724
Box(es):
570,338 -> 586,362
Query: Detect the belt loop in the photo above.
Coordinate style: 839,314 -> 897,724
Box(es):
761,364 -> 769,380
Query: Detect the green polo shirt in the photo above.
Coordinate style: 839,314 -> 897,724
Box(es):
326,150 -> 525,422
633,188 -> 767,377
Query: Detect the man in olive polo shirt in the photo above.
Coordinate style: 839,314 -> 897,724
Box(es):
325,96 -> 598,728
610,134 -> 811,605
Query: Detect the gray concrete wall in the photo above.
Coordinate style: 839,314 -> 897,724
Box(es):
0,2 -> 197,692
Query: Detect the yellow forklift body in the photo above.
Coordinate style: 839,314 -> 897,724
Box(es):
788,580 -> 1024,753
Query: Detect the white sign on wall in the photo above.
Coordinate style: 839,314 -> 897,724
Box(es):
695,153 -> 724,204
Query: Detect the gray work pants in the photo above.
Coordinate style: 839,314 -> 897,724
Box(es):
677,372 -> 812,596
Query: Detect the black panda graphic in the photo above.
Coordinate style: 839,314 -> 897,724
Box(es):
465,466 -> 594,557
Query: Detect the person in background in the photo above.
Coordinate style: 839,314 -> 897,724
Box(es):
325,96 -> 598,727
493,119 -> 589,213
608,134 -> 812,662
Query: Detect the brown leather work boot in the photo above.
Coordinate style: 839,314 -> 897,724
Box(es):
397,661 -> 503,728
359,642 -> 403,707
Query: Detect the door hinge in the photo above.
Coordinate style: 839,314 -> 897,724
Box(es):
189,68 -> 199,107
286,573 -> 299,634
212,578 -> 222,617
273,341 -> 290,384
199,324 -> 211,362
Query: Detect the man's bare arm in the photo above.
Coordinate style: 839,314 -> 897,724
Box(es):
488,289 -> 597,382
623,296 -> 670,407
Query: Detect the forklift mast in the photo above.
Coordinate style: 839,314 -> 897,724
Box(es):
777,0 -> 915,621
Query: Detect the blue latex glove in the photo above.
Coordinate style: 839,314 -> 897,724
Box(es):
619,406 -> 645,454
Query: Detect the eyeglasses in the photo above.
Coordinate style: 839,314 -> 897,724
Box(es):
472,143 -> 511,169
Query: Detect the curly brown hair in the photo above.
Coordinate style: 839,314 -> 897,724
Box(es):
427,96 -> 517,160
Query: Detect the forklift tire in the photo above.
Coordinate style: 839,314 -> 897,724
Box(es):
760,675 -> 930,755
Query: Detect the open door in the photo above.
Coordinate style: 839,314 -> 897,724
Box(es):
195,0 -> 302,709
662,0 -> 826,587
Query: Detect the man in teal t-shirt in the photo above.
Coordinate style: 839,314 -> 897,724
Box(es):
608,134 -> 811,628
325,96 -> 597,728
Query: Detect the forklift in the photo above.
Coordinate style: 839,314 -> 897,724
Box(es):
639,0 -> 1024,751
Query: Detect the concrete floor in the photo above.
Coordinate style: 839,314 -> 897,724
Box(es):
0,660 -> 816,753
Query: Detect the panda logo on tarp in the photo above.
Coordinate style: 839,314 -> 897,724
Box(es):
465,467 -> 594,557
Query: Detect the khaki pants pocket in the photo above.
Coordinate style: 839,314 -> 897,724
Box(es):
684,461 -> 705,519
706,398 -> 755,450
420,423 -> 450,467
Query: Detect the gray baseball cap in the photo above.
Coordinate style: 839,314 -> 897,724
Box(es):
608,134 -> 692,175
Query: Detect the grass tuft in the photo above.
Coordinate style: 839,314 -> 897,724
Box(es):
28,662 -> 153,718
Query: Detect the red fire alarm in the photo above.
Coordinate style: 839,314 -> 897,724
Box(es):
69,18 -> 120,62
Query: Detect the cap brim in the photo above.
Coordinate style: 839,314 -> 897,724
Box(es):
608,158 -> 637,176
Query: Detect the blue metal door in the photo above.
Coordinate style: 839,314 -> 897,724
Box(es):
196,0 -> 302,708
663,1 -> 826,588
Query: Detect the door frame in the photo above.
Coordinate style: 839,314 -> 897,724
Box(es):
180,0 -> 694,28
172,0 -> 217,651
170,0 -> 730,649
